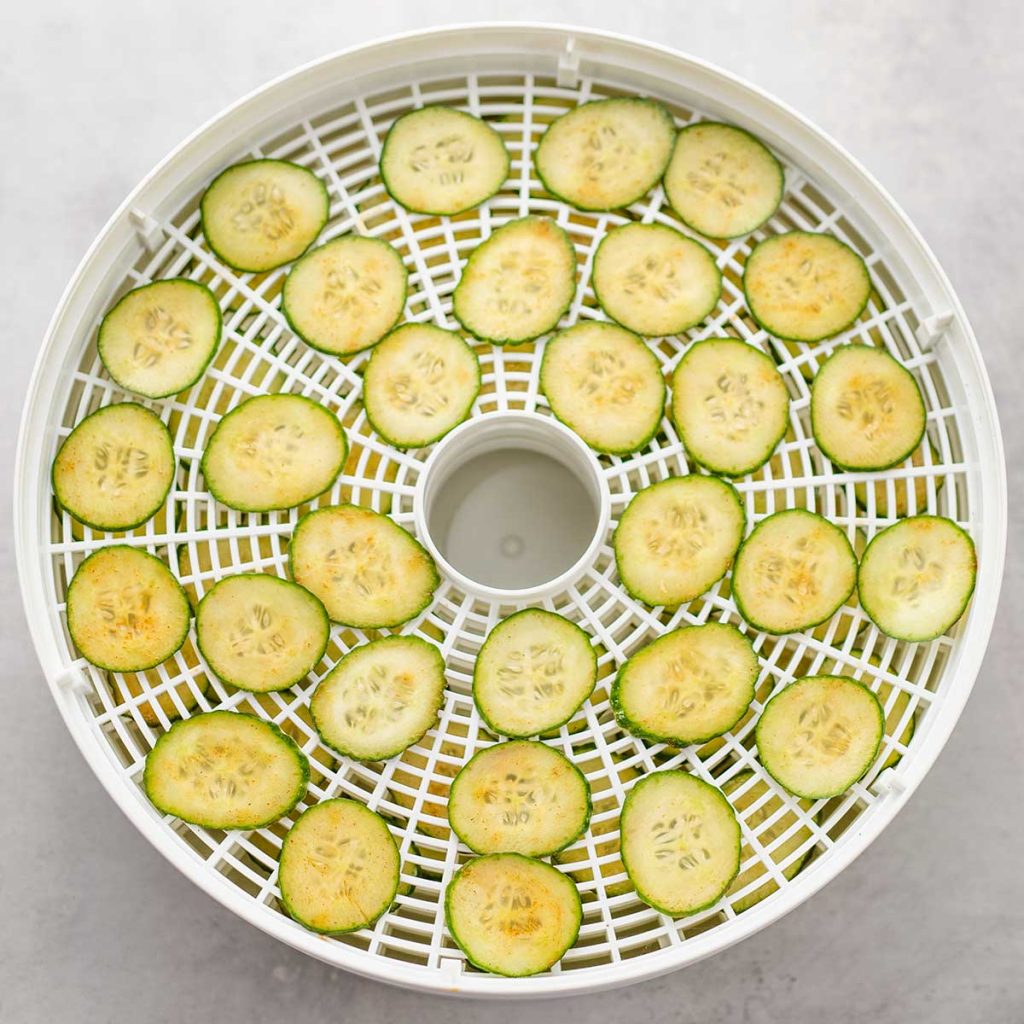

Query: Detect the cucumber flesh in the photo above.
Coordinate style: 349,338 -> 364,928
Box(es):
853,441 -> 941,518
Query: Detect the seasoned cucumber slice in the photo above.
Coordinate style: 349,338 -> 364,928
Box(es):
68,546 -> 190,672
670,338 -> 790,476
452,216 -> 576,344
201,394 -> 347,512
448,740 -> 590,856
534,98 -> 676,211
663,122 -> 784,239
200,159 -> 329,273
195,573 -> 329,692
853,441 -> 942,518
98,280 -> 222,399
732,510 -> 857,634
279,798 -> 400,933
811,345 -> 926,471
380,105 -> 510,215
282,236 -> 407,356
613,475 -> 744,607
744,232 -> 871,343
858,515 -> 976,641
290,504 -> 439,628
311,635 -> 445,760
612,622 -> 758,745
621,770 -> 740,916
363,323 -> 480,448
540,322 -> 665,455
143,710 -> 309,828
445,853 -> 582,976
592,223 -> 721,337
756,675 -> 884,798
473,610 -> 597,738
52,403 -> 175,531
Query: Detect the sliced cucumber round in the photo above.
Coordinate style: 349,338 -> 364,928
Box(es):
380,105 -> 510,215
362,323 -> 480,448
143,710 -> 309,828
534,98 -> 676,212
756,675 -> 884,799
473,609 -> 597,738
732,510 -> 857,634
612,622 -> 758,745
201,394 -> 347,512
195,573 -> 329,692
853,440 -> 941,518
592,223 -> 721,337
858,515 -> 976,641
68,545 -> 190,672
445,853 -> 582,976
540,321 -> 665,455
98,280 -> 222,399
448,740 -> 590,856
744,232 -> 871,343
289,504 -> 439,628
452,216 -> 576,344
613,475 -> 745,607
282,236 -> 408,356
670,337 -> 790,477
200,159 -> 329,273
52,403 -> 175,531
663,122 -> 784,239
279,798 -> 400,933
620,770 -> 740,916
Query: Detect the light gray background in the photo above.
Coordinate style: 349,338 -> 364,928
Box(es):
2,2 -> 1021,1021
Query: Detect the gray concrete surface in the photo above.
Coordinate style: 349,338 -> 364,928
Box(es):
2,2 -> 1021,1021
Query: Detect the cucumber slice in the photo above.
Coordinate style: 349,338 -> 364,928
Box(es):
98,280 -> 222,399
279,798 -> 400,933
722,771 -> 814,912
620,770 -> 740,916
67,546 -> 190,672
362,323 -> 481,448
613,475 -> 745,607
289,504 -> 440,628
857,515 -> 976,641
612,622 -> 758,745
540,322 -> 666,455
452,216 -> 576,344
143,710 -> 309,828
744,232 -> 871,343
533,98 -> 676,212
52,403 -> 175,531
670,338 -> 790,476
200,159 -> 329,273
445,853 -> 582,976
448,740 -> 591,856
732,510 -> 857,634
854,650 -> 915,770
853,441 -> 942,518
201,394 -> 347,512
195,573 -> 330,692
282,236 -> 408,356
663,122 -> 785,239
380,106 -> 510,215
755,675 -> 884,798
811,345 -> 926,471
592,223 -> 721,337
473,609 -> 597,738
311,635 -> 445,760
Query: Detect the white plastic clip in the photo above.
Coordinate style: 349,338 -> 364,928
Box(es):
56,664 -> 91,695
129,206 -> 164,251
558,36 -> 580,88
871,767 -> 907,797
916,311 -> 954,352
438,957 -> 464,989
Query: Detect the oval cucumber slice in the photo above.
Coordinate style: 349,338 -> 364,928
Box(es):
756,675 -> 884,798
853,440 -> 942,518
613,475 -> 745,607
445,853 -> 582,976
52,403 -> 175,531
279,798 -> 400,933
540,321 -> 665,455
200,159 -> 328,273
857,515 -> 976,641
143,710 -> 309,828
